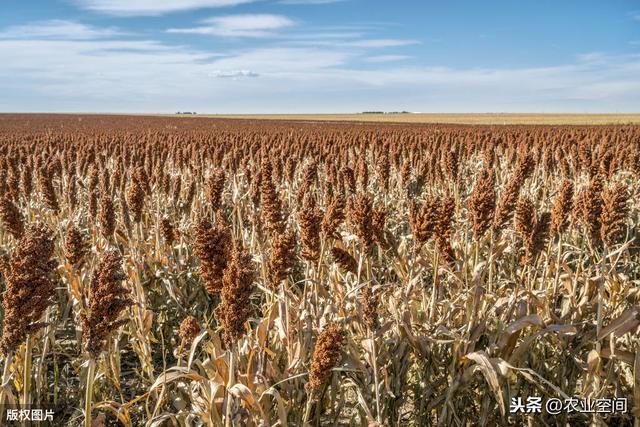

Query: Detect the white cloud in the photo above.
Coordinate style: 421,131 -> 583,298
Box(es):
629,11 -> 640,21
364,55 -> 410,63
575,52 -> 608,63
290,38 -> 419,48
0,23 -> 639,113
0,20 -> 123,40
74,0 -> 257,16
209,47 -> 350,72
210,69 -> 259,78
168,14 -> 295,37
282,31 -> 364,40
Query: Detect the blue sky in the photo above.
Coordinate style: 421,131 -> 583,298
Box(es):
1,0 -> 639,113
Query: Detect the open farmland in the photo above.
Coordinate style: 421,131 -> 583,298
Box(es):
0,114 -> 639,426
181,113 -> 640,126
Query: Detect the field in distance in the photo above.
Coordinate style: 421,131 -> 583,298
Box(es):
176,112 -> 640,125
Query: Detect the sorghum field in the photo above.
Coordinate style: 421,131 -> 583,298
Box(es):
0,114 -> 639,426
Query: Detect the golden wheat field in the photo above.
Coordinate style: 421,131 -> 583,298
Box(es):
1,113 -> 639,426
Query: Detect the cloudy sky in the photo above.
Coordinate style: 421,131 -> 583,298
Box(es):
1,0 -> 639,113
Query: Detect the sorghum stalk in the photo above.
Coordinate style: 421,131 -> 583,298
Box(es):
0,353 -> 14,407
429,250 -> 440,322
23,336 -> 32,408
84,359 -> 96,427
224,348 -> 236,427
